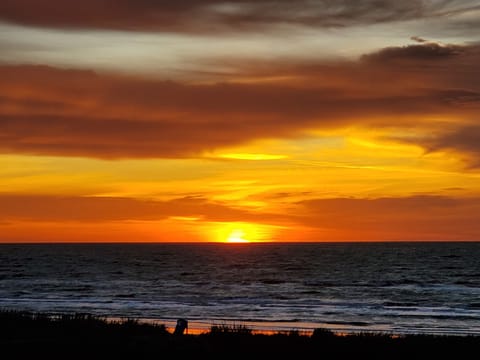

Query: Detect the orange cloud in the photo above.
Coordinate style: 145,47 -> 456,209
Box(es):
1,194 -> 479,241
0,194 -> 274,223
1,42 -> 480,162
296,195 -> 480,241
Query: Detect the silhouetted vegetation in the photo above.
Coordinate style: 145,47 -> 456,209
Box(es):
311,327 -> 336,339
210,323 -> 253,335
0,310 -> 478,359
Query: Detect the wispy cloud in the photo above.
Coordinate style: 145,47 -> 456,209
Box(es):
0,194 -> 270,223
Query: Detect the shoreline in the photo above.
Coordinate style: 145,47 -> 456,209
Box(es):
1,310 -> 479,359
5,309 -> 479,337
0,310 -> 480,360
134,317 -> 478,337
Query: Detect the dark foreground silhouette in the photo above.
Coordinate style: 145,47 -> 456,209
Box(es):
1,311 -> 478,359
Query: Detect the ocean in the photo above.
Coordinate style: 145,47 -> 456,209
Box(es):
1,242 -> 479,335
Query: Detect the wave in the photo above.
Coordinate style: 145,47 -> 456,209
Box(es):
2,242 -> 480,336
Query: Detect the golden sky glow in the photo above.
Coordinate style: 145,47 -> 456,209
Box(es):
1,1 -> 480,242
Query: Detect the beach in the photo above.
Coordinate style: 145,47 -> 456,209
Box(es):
1,311 -> 478,359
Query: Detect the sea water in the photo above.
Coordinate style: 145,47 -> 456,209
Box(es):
1,242 -> 479,335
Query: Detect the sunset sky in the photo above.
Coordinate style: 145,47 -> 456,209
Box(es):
1,0 -> 480,242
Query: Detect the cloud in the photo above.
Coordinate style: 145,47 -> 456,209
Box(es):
297,195 -> 480,240
2,193 -> 479,241
361,42 -> 463,62
414,126 -> 480,168
0,0 -> 477,32
0,42 -> 479,160
0,194 -> 270,223
410,36 -> 428,43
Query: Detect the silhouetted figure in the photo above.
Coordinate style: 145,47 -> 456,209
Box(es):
174,318 -> 188,335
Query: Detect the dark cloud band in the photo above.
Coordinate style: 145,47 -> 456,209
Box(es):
0,0 -> 478,32
0,42 -> 479,163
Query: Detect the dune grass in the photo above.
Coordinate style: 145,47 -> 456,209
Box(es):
0,310 -> 478,359
210,323 -> 253,335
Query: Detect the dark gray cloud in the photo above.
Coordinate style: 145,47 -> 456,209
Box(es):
0,0 -> 477,32
361,42 -> 463,63
420,126 -> 480,168
410,36 -> 429,43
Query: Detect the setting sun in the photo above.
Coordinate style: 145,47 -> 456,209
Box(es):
226,229 -> 250,243
210,222 -> 277,243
